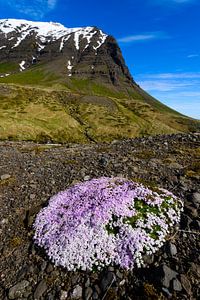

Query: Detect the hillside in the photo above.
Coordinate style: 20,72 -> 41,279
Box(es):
0,19 -> 199,142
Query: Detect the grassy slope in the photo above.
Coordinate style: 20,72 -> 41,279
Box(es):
0,64 -> 199,143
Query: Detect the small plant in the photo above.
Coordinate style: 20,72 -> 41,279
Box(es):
33,177 -> 183,271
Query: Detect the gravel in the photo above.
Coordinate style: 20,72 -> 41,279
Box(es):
0,132 -> 199,299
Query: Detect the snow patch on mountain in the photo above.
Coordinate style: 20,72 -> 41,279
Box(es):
0,19 -> 108,52
19,61 -> 26,71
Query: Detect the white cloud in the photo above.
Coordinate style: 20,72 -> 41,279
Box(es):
47,0 -> 57,9
138,80 -> 193,91
118,32 -> 168,43
6,0 -> 57,19
187,54 -> 199,58
151,0 -> 195,4
138,72 -> 200,79
135,71 -> 200,119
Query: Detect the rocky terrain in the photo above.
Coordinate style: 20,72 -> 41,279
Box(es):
0,132 -> 199,300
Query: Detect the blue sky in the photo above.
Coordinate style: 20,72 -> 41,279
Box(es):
0,0 -> 200,119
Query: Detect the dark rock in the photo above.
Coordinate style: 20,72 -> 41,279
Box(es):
8,280 -> 29,299
180,214 -> 192,229
34,280 -> 48,299
100,272 -> 115,292
184,205 -> 198,218
46,263 -> 54,273
190,219 -> 200,230
99,156 -> 109,167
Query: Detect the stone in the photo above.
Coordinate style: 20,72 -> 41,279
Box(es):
161,265 -> 178,288
167,242 -> 177,256
162,287 -> 172,298
60,290 -> 68,300
84,175 -> 90,181
180,274 -> 191,294
185,205 -> 198,218
190,219 -> 200,230
168,162 -> 182,169
172,279 -> 182,291
46,263 -> 54,273
99,156 -> 109,167
143,254 -> 154,265
100,272 -> 115,292
191,192 -> 200,208
8,280 -> 29,299
1,174 -> 11,180
85,287 -> 93,300
34,280 -> 48,299
180,214 -> 192,229
116,270 -> 123,279
40,261 -> 47,272
71,285 -> 82,299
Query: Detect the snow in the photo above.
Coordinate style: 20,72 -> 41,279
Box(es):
93,30 -> 107,50
12,30 -> 30,48
37,42 -> 45,52
0,19 -> 108,52
19,60 -> 26,71
0,73 -> 10,77
0,45 -> 6,50
59,35 -> 70,51
67,60 -> 73,76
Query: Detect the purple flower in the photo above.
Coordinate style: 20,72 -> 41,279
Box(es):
33,177 -> 183,271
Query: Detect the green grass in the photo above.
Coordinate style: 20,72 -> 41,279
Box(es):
0,66 -> 60,86
0,71 -> 199,143
0,62 -> 19,73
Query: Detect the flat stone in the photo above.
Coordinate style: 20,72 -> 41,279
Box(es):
71,285 -> 82,299
34,280 -> 47,299
85,287 -> 93,300
172,279 -> 182,291
168,243 -> 177,256
180,274 -> 191,294
1,174 -> 11,180
161,264 -> 178,288
8,280 -> 29,299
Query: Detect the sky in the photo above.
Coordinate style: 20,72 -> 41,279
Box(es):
0,0 -> 200,119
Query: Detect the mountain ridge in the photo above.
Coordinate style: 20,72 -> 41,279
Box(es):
0,18 -> 199,142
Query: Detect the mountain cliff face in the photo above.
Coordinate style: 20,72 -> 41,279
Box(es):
0,19 -> 199,143
0,19 -> 133,85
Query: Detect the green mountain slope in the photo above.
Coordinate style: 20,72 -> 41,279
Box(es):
0,63 -> 199,143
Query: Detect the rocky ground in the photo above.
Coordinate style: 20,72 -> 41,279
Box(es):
0,133 -> 199,300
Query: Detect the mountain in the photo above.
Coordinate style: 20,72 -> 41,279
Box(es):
0,19 -> 199,143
